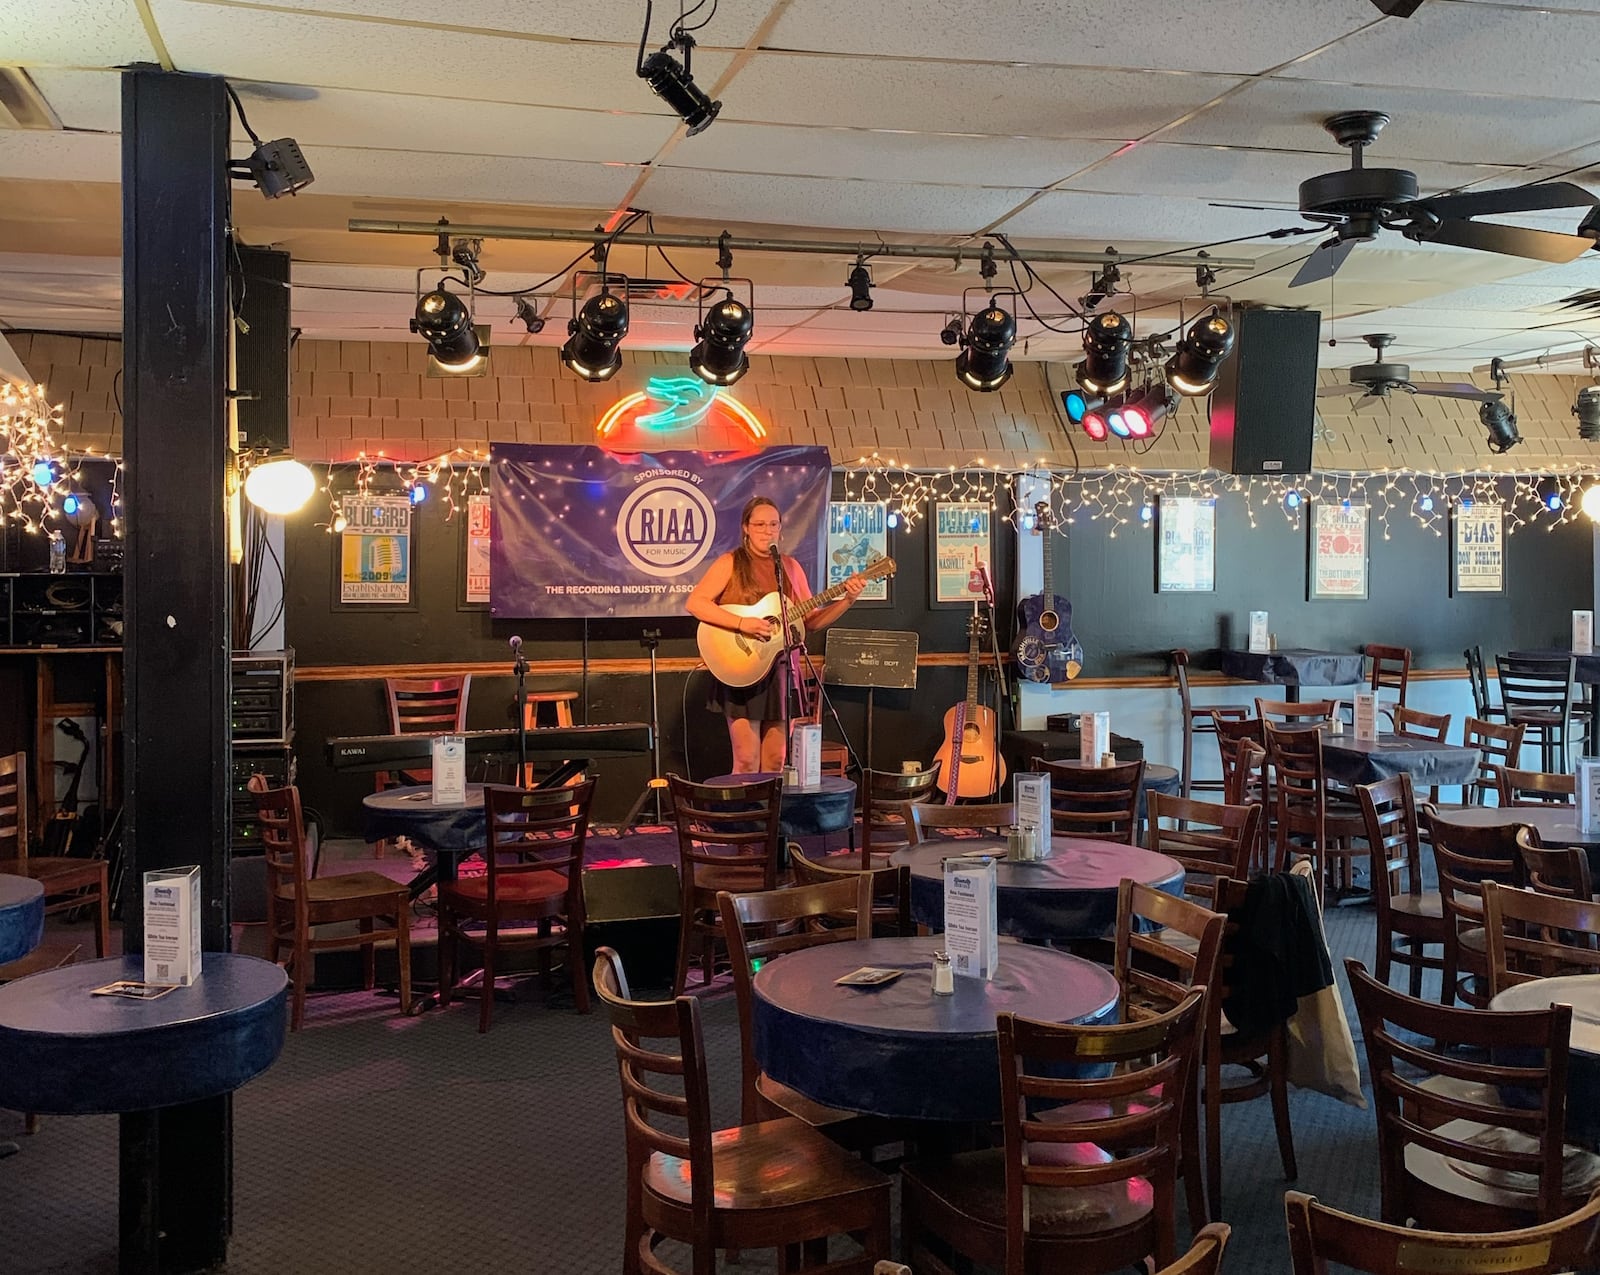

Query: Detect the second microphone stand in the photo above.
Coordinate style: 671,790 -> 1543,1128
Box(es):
512,637 -> 529,782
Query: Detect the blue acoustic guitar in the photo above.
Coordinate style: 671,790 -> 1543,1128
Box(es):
1012,500 -> 1083,683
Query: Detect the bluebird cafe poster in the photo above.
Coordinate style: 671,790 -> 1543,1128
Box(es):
489,445 -> 831,619
827,502 -> 889,601
339,495 -> 412,604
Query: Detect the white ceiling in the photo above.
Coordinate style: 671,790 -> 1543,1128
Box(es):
5,0 -> 1600,369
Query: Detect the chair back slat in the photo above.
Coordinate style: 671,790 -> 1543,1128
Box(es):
1465,716 -> 1526,806
1463,645 -> 1502,722
1035,757 -> 1145,846
666,774 -> 785,878
1367,644 -> 1412,708
1498,768 -> 1576,808
1425,809 -> 1525,1008
859,764 -> 940,865
907,801 -> 1015,844
0,751 -> 27,867
1392,705 -> 1449,741
1257,698 -> 1337,725
789,847 -> 912,936
385,675 -> 471,734
253,782 -> 312,901
1146,792 -> 1260,908
1114,879 -> 1225,1028
480,779 -> 595,914
1484,879 -> 1600,996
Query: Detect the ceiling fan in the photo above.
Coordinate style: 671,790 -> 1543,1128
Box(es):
1317,333 -> 1503,402
1226,111 -> 1599,288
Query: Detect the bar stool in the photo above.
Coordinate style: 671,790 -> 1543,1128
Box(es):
1172,648 -> 1246,800
521,689 -> 577,728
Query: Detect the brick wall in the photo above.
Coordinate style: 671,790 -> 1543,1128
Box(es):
10,330 -> 1597,473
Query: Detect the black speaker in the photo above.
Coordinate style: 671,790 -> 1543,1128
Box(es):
233,242 -> 292,452
1208,308 -> 1321,476
583,864 -> 681,989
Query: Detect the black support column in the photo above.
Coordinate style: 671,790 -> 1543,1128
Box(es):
120,67 -> 234,1274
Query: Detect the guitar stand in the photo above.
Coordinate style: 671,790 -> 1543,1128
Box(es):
621,628 -> 670,832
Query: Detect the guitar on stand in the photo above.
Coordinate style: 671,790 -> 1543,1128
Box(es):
932,607 -> 1007,800
697,554 -> 897,687
41,717 -> 96,858
1013,500 -> 1084,684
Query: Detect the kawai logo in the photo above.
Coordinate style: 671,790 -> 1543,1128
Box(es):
595,376 -> 768,443
615,474 -> 717,578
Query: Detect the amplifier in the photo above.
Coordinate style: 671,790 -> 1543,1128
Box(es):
583,864 -> 681,990
232,649 -> 295,744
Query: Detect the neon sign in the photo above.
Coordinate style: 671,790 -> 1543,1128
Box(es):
595,376 -> 767,444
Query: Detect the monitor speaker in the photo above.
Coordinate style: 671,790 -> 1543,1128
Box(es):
1208,308 -> 1321,475
232,242 -> 292,453
583,864 -> 681,989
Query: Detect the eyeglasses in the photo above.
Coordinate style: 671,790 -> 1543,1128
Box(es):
747,519 -> 781,530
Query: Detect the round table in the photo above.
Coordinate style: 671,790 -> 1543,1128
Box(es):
702,773 -> 858,843
363,783 -> 487,882
0,872 -> 44,965
889,836 -> 1185,942
752,935 -> 1119,1122
1428,805 -> 1600,879
1488,974 -> 1600,1148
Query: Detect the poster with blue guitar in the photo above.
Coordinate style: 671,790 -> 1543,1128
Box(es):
1013,501 -> 1083,682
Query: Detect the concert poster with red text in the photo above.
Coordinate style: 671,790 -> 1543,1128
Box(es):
489,444 -> 832,619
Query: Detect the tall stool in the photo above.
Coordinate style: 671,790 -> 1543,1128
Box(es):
521,689 -> 577,728
1172,649 -> 1246,800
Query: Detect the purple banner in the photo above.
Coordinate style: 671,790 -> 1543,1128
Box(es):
489,444 -> 832,619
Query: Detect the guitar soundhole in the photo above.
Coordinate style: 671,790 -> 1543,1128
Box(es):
1039,612 -> 1059,633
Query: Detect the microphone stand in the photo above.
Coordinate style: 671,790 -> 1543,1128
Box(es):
772,547 -> 797,774
512,639 -> 529,784
981,578 -> 1009,797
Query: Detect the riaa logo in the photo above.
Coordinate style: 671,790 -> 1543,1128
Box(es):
615,477 -> 717,578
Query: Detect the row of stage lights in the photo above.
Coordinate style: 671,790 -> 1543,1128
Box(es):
1061,310 -> 1237,441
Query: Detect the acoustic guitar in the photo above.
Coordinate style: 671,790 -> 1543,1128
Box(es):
696,554 -> 897,687
1012,500 -> 1083,683
932,610 -> 1007,799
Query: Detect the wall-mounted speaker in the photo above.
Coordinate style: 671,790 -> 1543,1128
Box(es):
232,242 -> 292,453
1208,308 -> 1321,476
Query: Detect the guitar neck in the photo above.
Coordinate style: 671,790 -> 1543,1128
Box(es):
789,558 -> 888,619
964,624 -> 981,713
1040,522 -> 1054,598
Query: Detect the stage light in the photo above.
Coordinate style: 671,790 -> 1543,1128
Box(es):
412,288 -> 487,374
1077,311 -> 1131,396
939,316 -> 964,347
513,296 -> 546,334
1480,399 -> 1521,454
562,290 -> 630,382
1081,410 -> 1108,442
1583,484 -> 1600,521
242,137 -> 314,199
1062,389 -> 1105,425
1576,387 -> 1600,441
244,457 -> 315,516
639,46 -> 721,135
690,294 -> 754,386
954,302 -> 1016,392
847,260 -> 874,312
1165,310 -> 1235,396
1106,402 -> 1133,439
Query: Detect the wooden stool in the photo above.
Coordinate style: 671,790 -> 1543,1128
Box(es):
522,690 -> 577,729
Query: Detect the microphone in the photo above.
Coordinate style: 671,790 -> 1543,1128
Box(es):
509,635 -> 523,652
769,545 -> 781,562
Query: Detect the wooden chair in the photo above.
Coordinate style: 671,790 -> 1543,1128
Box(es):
789,847 -> 912,937
254,783 -> 411,1030
906,801 -> 1015,845
1256,698 -> 1337,726
1464,644 -> 1503,722
1214,719 -> 1270,867
1425,809 -> 1524,1009
1496,655 -> 1580,772
1366,643 -> 1412,710
1265,723 -> 1366,904
593,947 -> 891,1275
376,674 -> 471,852
1172,649 -> 1247,801
1463,717 -> 1526,807
901,990 -> 1206,1275
1357,773 -> 1445,998
1392,705 -> 1449,741
1516,825 -> 1593,901
1157,1224 -> 1231,1275
665,774 -> 784,995
0,751 -> 110,958
1498,768 -> 1576,808
1034,757 -> 1146,846
718,877 -> 871,1127
1346,956 -> 1596,1229
1285,1187 -> 1600,1275
1146,791 -> 1261,910
1484,879 -> 1600,995
436,779 -> 596,1032
856,765 -> 940,867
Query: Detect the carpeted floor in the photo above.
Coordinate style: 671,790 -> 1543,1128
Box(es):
0,833 -> 1414,1274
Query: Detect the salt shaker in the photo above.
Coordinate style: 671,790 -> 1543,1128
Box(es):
1005,825 -> 1028,861
932,951 -> 954,995
1099,750 -> 1115,768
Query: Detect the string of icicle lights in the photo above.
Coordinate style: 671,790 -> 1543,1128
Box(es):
314,447 -> 489,532
839,454 -> 1600,539
0,382 -> 123,535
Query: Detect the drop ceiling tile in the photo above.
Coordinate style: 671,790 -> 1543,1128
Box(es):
1402,282 -> 1592,312
637,167 -> 1039,235
724,55 -> 1244,137
0,130 -> 119,182
1281,3 -> 1600,101
0,252 -> 120,279
994,191 -> 1293,243
1,0 -> 161,66
1162,80 -> 1600,166
764,0 -> 1379,75
300,145 -> 641,208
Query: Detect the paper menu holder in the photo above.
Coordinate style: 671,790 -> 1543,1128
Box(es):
1248,612 -> 1270,654
1575,611 -> 1594,657
1080,711 -> 1111,765
1013,772 -> 1050,856
431,734 -> 467,805
144,866 -> 201,987
790,723 -> 823,787
1580,760 -> 1600,835
1352,691 -> 1379,743
943,856 -> 998,981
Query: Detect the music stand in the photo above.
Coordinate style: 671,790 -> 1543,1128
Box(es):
823,629 -> 919,770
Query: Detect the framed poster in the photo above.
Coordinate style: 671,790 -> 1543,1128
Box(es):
932,501 -> 992,604
1156,496 -> 1216,593
1308,501 -> 1369,601
461,491 -> 492,608
826,500 -> 890,605
337,494 -> 413,605
1452,503 -> 1504,595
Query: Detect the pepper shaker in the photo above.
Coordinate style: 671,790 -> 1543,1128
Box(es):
932,951 -> 954,995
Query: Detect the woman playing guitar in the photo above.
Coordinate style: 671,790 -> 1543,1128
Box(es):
687,496 -> 865,774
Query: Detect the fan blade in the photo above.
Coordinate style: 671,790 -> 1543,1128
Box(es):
1424,218 -> 1595,263
1291,237 -> 1357,287
1316,384 -> 1360,397
1410,383 -> 1502,402
1418,181 -> 1598,222
1209,201 -> 1284,212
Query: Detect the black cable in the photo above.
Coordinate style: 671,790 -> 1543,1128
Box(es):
646,216 -> 704,286
222,83 -> 264,148
1221,248 -> 1320,292
637,0 -> 655,74
1040,362 -> 1082,480
678,0 -> 717,32
1113,224 -> 1321,268
1005,257 -> 1083,336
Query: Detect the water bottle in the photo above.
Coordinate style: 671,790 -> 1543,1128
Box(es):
48,531 -> 66,574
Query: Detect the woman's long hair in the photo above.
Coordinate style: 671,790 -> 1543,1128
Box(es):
729,495 -> 778,599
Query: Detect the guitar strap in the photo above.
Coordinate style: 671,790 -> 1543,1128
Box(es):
944,702 -> 966,804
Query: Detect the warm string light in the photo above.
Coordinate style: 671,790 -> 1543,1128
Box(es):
0,381 -> 109,534
313,448 -> 491,532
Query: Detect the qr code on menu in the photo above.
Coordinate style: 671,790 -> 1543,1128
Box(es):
156,963 -> 170,979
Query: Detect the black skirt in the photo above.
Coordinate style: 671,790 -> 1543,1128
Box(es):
708,659 -> 788,721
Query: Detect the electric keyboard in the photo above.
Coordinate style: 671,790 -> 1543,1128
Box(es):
326,723 -> 653,773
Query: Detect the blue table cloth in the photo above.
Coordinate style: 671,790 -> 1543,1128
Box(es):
0,953 -> 288,1115
1489,974 -> 1600,1149
1218,648 -> 1365,688
890,836 -> 1184,942
702,773 -> 857,838
363,783 -> 486,852
0,872 -> 44,965
753,935 -> 1119,1122
1320,733 -> 1479,787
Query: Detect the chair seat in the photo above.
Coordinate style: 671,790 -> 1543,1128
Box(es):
644,1116 -> 886,1211
277,871 -> 407,904
1405,1119 -> 1600,1212
692,863 -> 770,893
901,1145 -> 1152,1239
0,940 -> 81,981
6,856 -> 103,888
1507,709 -> 1564,728
1459,925 -> 1487,955
440,870 -> 568,906
1392,891 -> 1444,922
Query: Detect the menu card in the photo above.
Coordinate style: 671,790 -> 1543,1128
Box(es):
431,735 -> 466,805
791,723 -> 823,787
1014,772 -> 1049,854
1575,611 -> 1595,656
1352,691 -> 1379,743
1579,760 -> 1600,835
1248,611 -> 1270,654
944,857 -> 998,980
144,865 -> 201,987
1081,711 -> 1111,764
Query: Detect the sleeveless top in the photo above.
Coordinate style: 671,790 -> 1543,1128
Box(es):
716,553 -> 789,607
